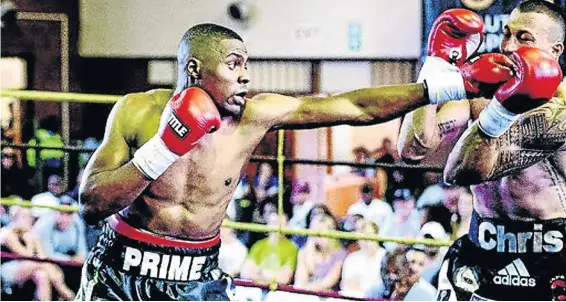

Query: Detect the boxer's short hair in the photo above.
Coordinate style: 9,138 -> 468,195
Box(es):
518,0 -> 566,43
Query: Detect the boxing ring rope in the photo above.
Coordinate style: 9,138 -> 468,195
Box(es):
2,88 -> 448,299
0,198 -> 451,247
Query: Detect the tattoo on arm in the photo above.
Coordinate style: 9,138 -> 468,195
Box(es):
488,100 -> 566,179
438,119 -> 457,139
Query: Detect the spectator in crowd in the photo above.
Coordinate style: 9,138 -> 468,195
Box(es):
240,212 -> 298,285
254,162 -> 278,204
305,203 -> 334,230
454,187 -> 474,238
0,206 -> 75,300
379,189 -> 421,251
338,213 -> 365,252
352,146 -> 376,178
218,222 -> 248,278
30,174 -> 68,219
26,115 -> 65,177
367,245 -> 436,301
294,213 -> 347,292
1,148 -> 31,199
417,222 -> 450,287
287,180 -> 315,230
340,220 -> 387,298
32,198 -> 87,263
347,183 -> 393,230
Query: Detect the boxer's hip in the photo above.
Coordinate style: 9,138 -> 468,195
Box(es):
77,214 -> 234,301
436,211 -> 566,301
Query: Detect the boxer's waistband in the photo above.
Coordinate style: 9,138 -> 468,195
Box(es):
468,211 -> 566,254
94,214 -> 221,282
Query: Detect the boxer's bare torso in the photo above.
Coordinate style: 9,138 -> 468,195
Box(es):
101,89 -> 271,239
416,89 -> 566,221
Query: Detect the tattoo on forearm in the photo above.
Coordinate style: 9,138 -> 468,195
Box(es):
438,119 -> 457,138
487,100 -> 566,179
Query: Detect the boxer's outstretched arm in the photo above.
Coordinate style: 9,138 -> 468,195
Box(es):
79,95 -> 153,224
398,100 -> 471,163
249,84 -> 431,130
444,99 -> 566,185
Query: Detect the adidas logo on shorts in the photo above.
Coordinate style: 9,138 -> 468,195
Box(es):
492,259 -> 536,287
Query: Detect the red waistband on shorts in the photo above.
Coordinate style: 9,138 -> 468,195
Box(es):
107,214 -> 220,249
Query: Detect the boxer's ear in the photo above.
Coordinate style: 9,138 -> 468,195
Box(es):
551,42 -> 564,59
187,58 -> 201,79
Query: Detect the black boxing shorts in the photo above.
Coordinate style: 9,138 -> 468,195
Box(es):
436,211 -> 566,301
75,214 -> 235,301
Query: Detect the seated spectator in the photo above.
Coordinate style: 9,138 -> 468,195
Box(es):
338,214 -> 365,252
30,174 -> 68,219
1,148 -> 31,199
0,206 -> 74,300
367,245 -> 436,301
293,204 -> 334,248
287,180 -> 315,230
26,115 -> 65,175
240,212 -> 298,285
454,188 -> 474,238
32,198 -> 87,263
254,162 -> 278,203
352,146 -> 376,178
218,223 -> 248,278
347,183 -> 392,230
379,188 -> 421,251
416,222 -> 450,287
294,213 -> 347,292
340,221 -> 386,298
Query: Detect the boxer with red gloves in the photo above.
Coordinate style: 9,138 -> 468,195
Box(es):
400,1 -> 566,301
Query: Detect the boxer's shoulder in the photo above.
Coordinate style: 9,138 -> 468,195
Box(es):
242,93 -> 299,125
112,89 -> 173,142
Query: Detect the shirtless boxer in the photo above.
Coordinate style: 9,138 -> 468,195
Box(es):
74,20 -> 511,300
398,1 -> 566,300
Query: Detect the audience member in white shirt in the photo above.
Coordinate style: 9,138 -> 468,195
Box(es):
340,220 -> 387,298
347,183 -> 392,230
379,188 -> 420,251
218,224 -> 248,278
30,174 -> 67,219
287,181 -> 314,230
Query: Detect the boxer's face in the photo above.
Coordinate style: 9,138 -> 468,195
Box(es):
501,10 -> 564,60
199,38 -> 250,118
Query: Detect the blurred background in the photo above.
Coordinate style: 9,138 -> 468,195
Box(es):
1,0 -> 564,300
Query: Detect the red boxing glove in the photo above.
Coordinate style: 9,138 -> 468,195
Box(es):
132,87 -> 221,179
460,53 -> 515,98
427,9 -> 484,66
478,47 -> 563,137
418,9 -> 485,105
160,88 -> 220,155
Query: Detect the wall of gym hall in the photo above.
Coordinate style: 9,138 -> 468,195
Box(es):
2,0 -> 417,208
